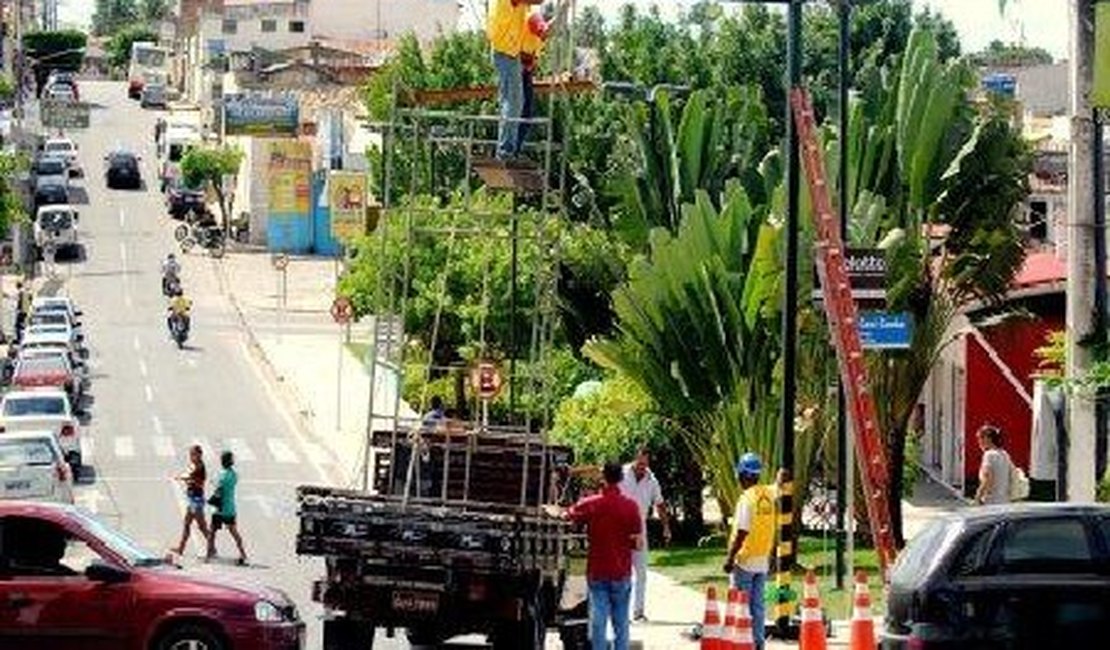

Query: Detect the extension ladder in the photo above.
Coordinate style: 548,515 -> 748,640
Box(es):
790,88 -> 898,577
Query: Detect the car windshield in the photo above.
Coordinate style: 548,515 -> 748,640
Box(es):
74,510 -> 165,567
31,312 -> 67,323
2,396 -> 67,416
35,159 -> 65,175
38,211 -> 73,230
45,142 -> 73,153
16,357 -> 67,374
111,154 -> 137,168
0,439 -> 56,467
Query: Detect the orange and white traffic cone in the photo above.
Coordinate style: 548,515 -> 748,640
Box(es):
721,588 -> 739,650
799,570 -> 827,650
701,585 -> 723,650
733,589 -> 755,650
849,571 -> 877,650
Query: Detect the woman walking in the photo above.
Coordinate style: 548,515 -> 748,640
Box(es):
974,424 -> 1013,505
173,444 -> 213,557
208,450 -> 248,565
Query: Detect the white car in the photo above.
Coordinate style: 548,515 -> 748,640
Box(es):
0,391 -> 81,468
42,137 -> 80,176
34,204 -> 79,256
18,330 -> 83,366
0,431 -> 75,504
44,84 -> 76,103
32,296 -> 83,326
32,155 -> 69,191
26,322 -> 84,351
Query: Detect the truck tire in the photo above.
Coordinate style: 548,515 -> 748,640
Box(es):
323,618 -> 374,650
406,629 -> 448,647
491,597 -> 545,650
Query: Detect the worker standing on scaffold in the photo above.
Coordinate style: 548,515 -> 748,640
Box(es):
487,0 -> 543,161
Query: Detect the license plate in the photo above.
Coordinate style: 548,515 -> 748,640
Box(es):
4,480 -> 31,491
391,590 -> 438,614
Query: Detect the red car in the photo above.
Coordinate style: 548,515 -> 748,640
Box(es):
0,502 -> 304,650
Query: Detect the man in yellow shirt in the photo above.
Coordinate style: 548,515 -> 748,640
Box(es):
167,291 -> 193,337
723,452 -> 776,650
487,0 -> 543,160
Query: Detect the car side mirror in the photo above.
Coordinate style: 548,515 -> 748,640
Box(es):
74,310 -> 84,317
85,561 -> 130,584
75,334 -> 85,342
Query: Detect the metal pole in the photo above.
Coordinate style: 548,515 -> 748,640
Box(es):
336,322 -> 344,432
835,0 -> 850,593
774,0 -> 802,633
509,205 -> 518,420
1094,113 -> 1108,483
1067,0 -> 1098,501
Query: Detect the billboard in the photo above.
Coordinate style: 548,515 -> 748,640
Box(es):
267,140 -> 312,214
224,94 -> 299,137
328,171 -> 367,241
41,101 -> 91,129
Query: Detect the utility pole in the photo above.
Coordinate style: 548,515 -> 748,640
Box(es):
1067,0 -> 1098,501
834,0 -> 851,593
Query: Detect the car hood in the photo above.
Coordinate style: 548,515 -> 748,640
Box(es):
163,566 -> 294,606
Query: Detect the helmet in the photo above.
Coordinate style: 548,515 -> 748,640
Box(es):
167,253 -> 176,260
735,452 -> 762,478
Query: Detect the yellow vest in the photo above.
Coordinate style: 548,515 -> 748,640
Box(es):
487,0 -> 528,56
731,484 -> 776,563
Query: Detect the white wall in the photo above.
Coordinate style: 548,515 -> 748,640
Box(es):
309,0 -> 459,44
202,6 -> 312,54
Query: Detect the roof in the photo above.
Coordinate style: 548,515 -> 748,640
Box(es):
1012,250 -> 1067,289
938,502 -> 1110,525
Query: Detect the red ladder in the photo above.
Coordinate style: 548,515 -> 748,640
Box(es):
789,88 -> 898,576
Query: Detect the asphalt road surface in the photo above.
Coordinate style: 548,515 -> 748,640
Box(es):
56,80 -> 434,650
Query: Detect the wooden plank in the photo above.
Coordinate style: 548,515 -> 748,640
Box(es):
401,79 -> 597,107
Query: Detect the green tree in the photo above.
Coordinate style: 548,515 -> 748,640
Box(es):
93,0 -> 140,36
106,25 -> 159,69
967,39 -> 1055,67
139,0 -> 170,23
180,146 -> 244,228
0,152 -> 27,237
21,31 -> 87,89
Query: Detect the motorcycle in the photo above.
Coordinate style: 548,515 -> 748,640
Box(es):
162,274 -> 181,297
168,312 -> 190,349
180,224 -> 226,258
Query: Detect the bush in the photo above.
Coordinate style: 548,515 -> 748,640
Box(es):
550,375 -> 670,464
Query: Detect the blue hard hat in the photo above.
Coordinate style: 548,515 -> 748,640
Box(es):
735,452 -> 762,478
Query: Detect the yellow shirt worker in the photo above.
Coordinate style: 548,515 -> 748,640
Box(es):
723,452 -> 776,650
487,0 -> 542,160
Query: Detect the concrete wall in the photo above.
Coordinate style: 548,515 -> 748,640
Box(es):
309,0 -> 458,43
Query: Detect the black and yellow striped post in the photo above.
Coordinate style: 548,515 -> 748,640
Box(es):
773,472 -> 798,638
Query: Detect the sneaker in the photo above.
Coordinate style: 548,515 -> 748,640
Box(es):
633,613 -> 648,623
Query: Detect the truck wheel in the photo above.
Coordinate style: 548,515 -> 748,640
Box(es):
323,618 -> 374,650
406,629 -> 447,647
491,612 -> 545,650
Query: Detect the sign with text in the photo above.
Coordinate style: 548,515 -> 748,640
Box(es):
328,171 -> 367,241
40,100 -> 90,129
812,247 -> 887,306
266,140 -> 312,215
858,312 -> 913,350
223,94 -> 299,137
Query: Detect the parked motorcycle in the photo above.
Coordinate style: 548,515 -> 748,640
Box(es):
180,224 -> 226,258
168,313 -> 189,349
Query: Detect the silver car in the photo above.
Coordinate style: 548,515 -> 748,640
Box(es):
0,431 -> 75,504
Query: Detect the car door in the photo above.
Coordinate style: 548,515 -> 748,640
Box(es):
0,515 -> 134,650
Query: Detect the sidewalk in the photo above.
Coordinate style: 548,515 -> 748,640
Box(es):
215,250 -> 957,648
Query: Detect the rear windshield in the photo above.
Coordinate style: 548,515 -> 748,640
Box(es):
0,440 -> 56,466
16,357 -> 67,373
891,518 -> 959,587
44,142 -> 73,153
35,159 -> 65,175
31,313 -> 66,324
3,396 -> 67,416
39,211 -> 73,230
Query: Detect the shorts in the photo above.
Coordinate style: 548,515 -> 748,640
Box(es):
212,514 -> 236,529
186,494 -> 205,514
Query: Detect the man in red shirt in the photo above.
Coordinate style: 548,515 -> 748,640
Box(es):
565,462 -> 642,650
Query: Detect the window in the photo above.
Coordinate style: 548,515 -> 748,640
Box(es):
0,517 -> 100,577
221,19 -> 237,35
948,526 -> 996,577
1029,200 -> 1048,241
261,19 -> 276,33
997,518 -> 1093,573
288,20 -> 305,33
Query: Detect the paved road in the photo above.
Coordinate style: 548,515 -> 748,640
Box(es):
60,81 -> 343,649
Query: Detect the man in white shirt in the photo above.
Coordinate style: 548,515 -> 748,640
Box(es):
618,448 -> 672,622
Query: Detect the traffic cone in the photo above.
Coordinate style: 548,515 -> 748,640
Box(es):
733,589 -> 755,650
721,588 -> 739,650
700,585 -> 723,650
849,571 -> 877,650
799,570 -> 827,650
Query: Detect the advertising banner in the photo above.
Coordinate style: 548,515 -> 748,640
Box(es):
224,94 -> 299,137
267,140 -> 312,215
328,171 -> 367,241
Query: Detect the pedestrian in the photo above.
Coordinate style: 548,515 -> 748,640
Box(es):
487,0 -> 543,161
723,452 -> 776,650
618,447 -> 672,622
552,462 -> 642,650
13,281 -> 29,342
172,444 -> 213,558
207,450 -> 248,565
421,394 -> 446,428
974,424 -> 1013,505
516,5 -> 552,154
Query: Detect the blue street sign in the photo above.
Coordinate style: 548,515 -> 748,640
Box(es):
858,312 -> 913,350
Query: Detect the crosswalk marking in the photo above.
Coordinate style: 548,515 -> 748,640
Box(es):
227,438 -> 256,462
266,438 -> 298,464
114,436 -> 134,458
81,437 -> 95,464
74,489 -> 101,514
152,435 -> 175,458
302,441 -> 329,465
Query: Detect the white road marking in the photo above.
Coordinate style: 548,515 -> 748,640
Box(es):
144,384 -> 154,403
186,436 -> 214,456
302,442 -> 329,466
119,208 -> 125,228
114,436 -> 135,458
186,357 -> 198,368
151,414 -> 164,436
266,438 -> 298,464
152,435 -> 175,458
125,292 -> 133,308
138,359 -> 148,377
133,337 -> 142,352
81,437 -> 95,464
227,438 -> 256,462
75,488 -> 104,515
119,242 -> 128,268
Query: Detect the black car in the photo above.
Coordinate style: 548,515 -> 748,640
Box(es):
33,183 -> 69,210
883,503 -> 1110,649
105,151 -> 142,189
165,178 -> 206,219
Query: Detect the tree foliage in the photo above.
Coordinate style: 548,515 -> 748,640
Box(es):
0,152 -> 27,236
967,39 -> 1054,67
107,25 -> 159,69
180,146 -> 244,225
93,0 -> 141,36
22,30 -> 87,73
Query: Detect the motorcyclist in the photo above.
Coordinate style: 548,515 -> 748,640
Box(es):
161,253 -> 181,295
166,287 -> 193,338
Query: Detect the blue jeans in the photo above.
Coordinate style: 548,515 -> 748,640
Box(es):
516,66 -> 536,153
730,568 -> 767,650
493,51 -> 523,159
588,579 -> 631,650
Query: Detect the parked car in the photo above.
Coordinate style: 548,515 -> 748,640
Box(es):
32,296 -> 83,327
19,329 -> 84,363
0,502 -> 305,649
0,432 -> 74,504
9,353 -> 83,407
32,155 -> 69,191
165,177 -> 206,219
43,83 -> 76,103
34,204 -> 80,258
105,150 -> 142,189
33,183 -> 68,211
140,81 -> 167,109
42,136 -> 80,176
882,503 -> 1110,649
0,390 -> 81,467
44,72 -> 78,100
